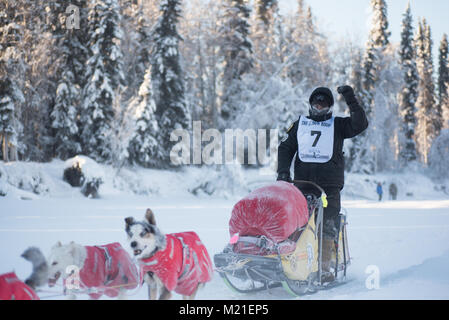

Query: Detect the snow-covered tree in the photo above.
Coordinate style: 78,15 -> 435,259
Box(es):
438,34 -> 449,129
415,19 -> 437,164
151,0 -> 191,165
0,3 -> 24,161
398,3 -> 419,164
6,1 -> 58,161
285,2 -> 329,89
255,0 -> 276,27
362,0 -> 391,114
219,0 -> 253,124
0,77 -> 24,162
369,0 -> 391,47
181,0 -> 213,123
50,0 -> 89,160
428,129 -> 449,180
120,0 -> 154,100
251,0 -> 280,75
82,0 -> 125,162
51,76 -> 81,160
128,66 -> 162,168
351,0 -> 392,174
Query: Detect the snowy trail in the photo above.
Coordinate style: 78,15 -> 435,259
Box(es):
1,195 -> 449,299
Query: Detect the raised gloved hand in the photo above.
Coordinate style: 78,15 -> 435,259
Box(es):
277,173 -> 292,183
337,85 -> 354,97
337,85 -> 357,105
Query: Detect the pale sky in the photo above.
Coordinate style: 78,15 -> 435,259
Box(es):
281,0 -> 449,59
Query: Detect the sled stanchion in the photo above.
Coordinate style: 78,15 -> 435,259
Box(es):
334,240 -> 338,280
342,215 -> 348,278
318,204 -> 323,286
334,215 -> 342,281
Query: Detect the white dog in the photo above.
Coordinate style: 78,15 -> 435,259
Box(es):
124,209 -> 214,300
47,241 -> 139,299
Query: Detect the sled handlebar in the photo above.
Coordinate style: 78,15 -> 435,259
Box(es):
292,180 -> 328,208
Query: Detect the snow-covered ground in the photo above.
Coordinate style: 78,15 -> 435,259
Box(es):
1,159 -> 449,300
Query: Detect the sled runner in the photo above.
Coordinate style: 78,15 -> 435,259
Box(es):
214,181 -> 350,297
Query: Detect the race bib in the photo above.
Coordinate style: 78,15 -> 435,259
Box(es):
297,117 -> 334,163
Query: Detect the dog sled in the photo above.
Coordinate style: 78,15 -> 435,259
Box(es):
214,181 -> 350,297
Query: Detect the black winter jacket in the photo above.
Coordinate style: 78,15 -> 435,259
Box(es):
277,99 -> 368,189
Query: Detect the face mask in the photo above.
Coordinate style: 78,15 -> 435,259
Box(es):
312,94 -> 328,105
310,104 -> 331,116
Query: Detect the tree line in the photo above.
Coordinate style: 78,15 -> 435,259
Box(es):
0,0 -> 448,175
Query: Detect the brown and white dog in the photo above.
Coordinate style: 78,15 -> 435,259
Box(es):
124,209 -> 213,300
47,241 -> 139,299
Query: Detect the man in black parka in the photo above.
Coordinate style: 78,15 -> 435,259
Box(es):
277,85 -> 368,281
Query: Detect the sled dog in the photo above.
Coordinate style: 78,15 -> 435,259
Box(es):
124,209 -> 213,300
47,241 -> 139,299
21,247 -> 49,290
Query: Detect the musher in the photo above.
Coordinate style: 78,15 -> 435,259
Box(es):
277,85 -> 368,282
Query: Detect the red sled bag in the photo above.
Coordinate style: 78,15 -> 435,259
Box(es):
0,272 -> 40,300
229,181 -> 309,255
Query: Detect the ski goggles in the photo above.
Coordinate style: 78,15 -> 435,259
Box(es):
311,94 -> 330,108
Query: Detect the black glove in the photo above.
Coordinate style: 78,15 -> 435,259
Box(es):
337,85 -> 354,97
337,85 -> 357,105
277,173 -> 292,183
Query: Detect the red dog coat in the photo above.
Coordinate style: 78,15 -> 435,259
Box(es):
0,272 -> 39,300
75,242 -> 139,299
140,232 -> 213,296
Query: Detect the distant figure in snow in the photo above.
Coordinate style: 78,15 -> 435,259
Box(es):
389,183 -> 398,200
376,183 -> 383,201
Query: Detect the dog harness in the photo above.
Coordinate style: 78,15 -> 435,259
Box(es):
77,242 -> 139,299
140,232 -> 213,296
0,272 -> 39,300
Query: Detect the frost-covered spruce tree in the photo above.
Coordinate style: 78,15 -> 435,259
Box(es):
51,0 -> 88,160
219,0 -> 253,124
134,14 -> 152,89
121,0 -> 153,100
0,3 -> 26,161
428,129 -> 449,180
438,34 -> 449,129
51,72 -> 81,160
428,26 -> 443,138
0,77 -> 23,162
82,0 -> 125,162
398,3 -> 419,164
415,19 -> 437,164
6,1 -> 56,162
181,0 -> 224,128
351,0 -> 391,174
151,0 -> 191,165
362,0 -> 391,114
251,0 -> 284,76
285,0 -> 306,84
255,0 -> 276,27
128,66 -> 162,168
